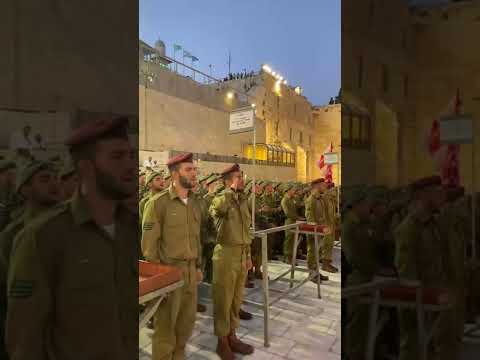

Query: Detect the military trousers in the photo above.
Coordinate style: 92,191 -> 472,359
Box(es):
202,242 -> 215,284
212,244 -> 248,337
152,261 -> 197,360
282,219 -> 296,263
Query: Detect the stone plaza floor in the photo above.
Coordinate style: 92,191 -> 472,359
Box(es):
139,249 -> 342,360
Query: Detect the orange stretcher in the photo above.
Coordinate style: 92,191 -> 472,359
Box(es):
139,261 -> 184,329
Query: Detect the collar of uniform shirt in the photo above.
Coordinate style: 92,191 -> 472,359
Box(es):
70,190 -> 126,226
168,184 -> 194,202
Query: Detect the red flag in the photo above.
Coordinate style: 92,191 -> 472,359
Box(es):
441,89 -> 461,186
318,143 -> 334,183
428,89 -> 461,186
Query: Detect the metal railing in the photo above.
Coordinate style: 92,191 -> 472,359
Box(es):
342,277 -> 453,360
244,222 -> 326,347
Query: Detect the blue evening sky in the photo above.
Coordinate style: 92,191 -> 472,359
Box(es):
139,0 -> 340,105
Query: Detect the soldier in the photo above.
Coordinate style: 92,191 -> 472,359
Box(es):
260,181 -> 282,259
210,164 -> 255,360
5,117 -> 138,360
142,152 -> 202,360
58,161 -> 79,201
395,176 -> 447,360
281,184 -> 303,264
248,181 -> 265,280
197,174 -> 211,197
342,188 -> 376,360
0,161 -> 61,360
435,185 -> 466,360
139,171 -> 165,222
202,175 -> 221,284
0,161 -> 18,232
305,178 -> 337,276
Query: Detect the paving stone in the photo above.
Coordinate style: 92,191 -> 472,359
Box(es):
241,332 -> 297,357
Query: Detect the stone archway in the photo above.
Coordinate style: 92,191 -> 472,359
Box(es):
374,100 -> 399,187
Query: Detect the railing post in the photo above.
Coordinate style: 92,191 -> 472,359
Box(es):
261,233 -> 270,347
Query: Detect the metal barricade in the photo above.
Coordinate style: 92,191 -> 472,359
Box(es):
342,277 -> 452,360
242,221 -> 325,347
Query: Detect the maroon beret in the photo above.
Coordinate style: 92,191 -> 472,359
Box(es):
409,175 -> 442,192
65,117 -> 129,146
166,153 -> 193,168
327,182 -> 335,189
221,163 -> 241,176
311,178 -> 325,185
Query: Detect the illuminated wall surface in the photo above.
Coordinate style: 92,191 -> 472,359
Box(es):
139,53 -> 339,182
342,0 -> 480,190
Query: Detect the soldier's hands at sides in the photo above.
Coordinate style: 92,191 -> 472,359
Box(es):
246,258 -> 253,271
196,269 -> 203,283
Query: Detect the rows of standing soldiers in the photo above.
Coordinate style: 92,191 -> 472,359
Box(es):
341,178 -> 480,360
138,160 -> 341,360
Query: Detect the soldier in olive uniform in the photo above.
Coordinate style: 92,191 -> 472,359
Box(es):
142,152 -> 202,360
260,181 -> 282,259
342,188 -> 376,360
248,181 -> 265,280
0,161 -> 18,232
0,161 -> 61,360
210,164 -> 255,360
139,171 -> 165,222
202,175 -> 221,284
281,184 -> 303,264
395,176 -> 447,360
305,178 -> 338,274
6,118 -> 138,360
435,186 -> 467,360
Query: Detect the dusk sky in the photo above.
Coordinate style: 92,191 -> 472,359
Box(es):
140,0 -> 340,105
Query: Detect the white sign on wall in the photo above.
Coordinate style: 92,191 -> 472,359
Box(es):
440,114 -> 473,144
229,107 -> 255,134
324,152 -> 339,165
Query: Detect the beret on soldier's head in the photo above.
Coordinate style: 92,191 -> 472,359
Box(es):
16,161 -> 56,193
0,159 -> 16,173
311,178 -> 325,185
221,163 -> 240,177
65,117 -> 129,147
409,175 -> 442,192
167,152 -> 193,169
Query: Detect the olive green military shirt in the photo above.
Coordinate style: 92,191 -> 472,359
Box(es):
342,210 -> 377,285
6,192 -> 139,360
281,194 -> 299,221
394,207 -> 446,286
142,185 -> 202,268
305,192 -> 327,225
209,189 -> 252,259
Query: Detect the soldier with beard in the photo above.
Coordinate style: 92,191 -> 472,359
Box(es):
0,161 -> 61,360
395,176 -> 447,360
142,152 -> 202,360
5,118 -> 138,360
